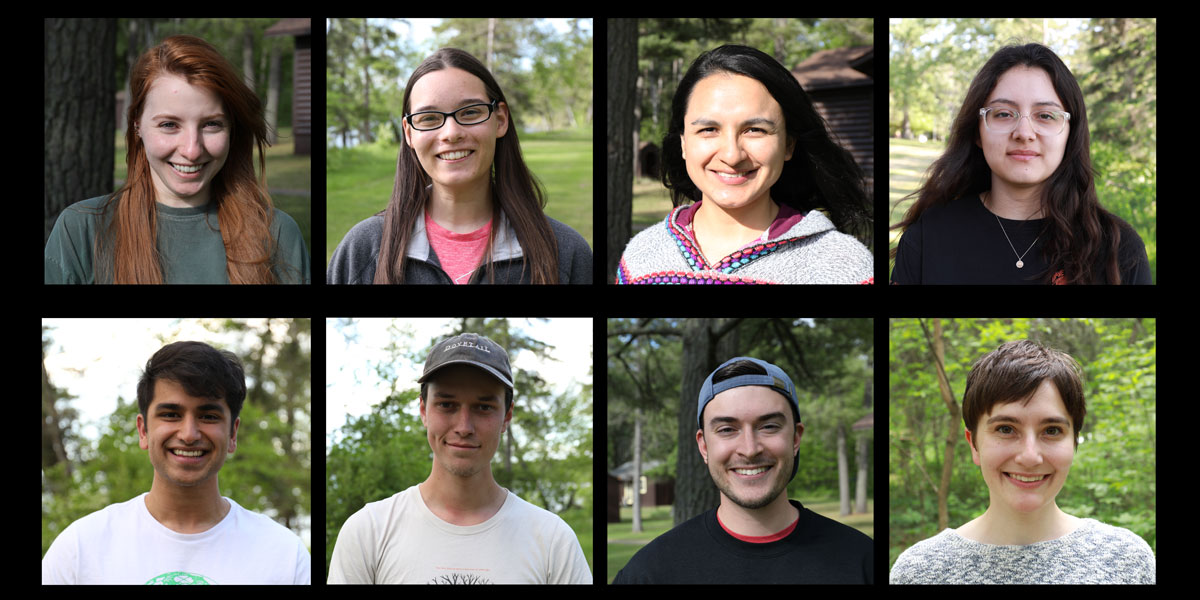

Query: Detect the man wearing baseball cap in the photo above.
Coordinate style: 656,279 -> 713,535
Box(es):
329,333 -> 592,584
613,357 -> 873,584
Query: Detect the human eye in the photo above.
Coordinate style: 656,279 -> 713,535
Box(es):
1044,425 -> 1064,436
158,121 -> 179,130
994,424 -> 1015,435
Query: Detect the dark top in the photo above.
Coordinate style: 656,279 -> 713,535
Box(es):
891,194 -> 1150,284
611,500 -> 873,584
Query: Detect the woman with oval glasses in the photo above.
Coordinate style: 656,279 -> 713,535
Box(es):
328,47 -> 592,284
890,43 -> 1149,284
44,35 -> 310,284
615,44 -> 873,285
890,340 -> 1155,583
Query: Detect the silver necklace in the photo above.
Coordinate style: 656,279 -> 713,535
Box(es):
982,194 -> 1041,269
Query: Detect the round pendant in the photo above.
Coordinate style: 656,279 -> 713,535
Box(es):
1016,260 -> 1024,269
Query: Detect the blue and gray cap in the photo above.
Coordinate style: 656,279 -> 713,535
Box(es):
697,357 -> 800,430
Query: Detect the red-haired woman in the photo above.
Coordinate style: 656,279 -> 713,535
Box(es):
45,34 -> 310,284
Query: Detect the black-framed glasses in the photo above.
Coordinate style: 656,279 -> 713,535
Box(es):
405,99 -> 499,131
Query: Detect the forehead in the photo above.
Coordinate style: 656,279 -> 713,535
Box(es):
987,66 -> 1062,106
144,73 -> 224,116
983,379 -> 1068,422
150,379 -> 229,412
685,73 -> 782,121
410,68 -> 489,110
705,385 -> 791,421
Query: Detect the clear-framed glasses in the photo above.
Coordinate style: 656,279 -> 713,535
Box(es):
405,99 -> 499,131
979,106 -> 1071,136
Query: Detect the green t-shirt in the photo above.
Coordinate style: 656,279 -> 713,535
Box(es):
45,195 -> 309,284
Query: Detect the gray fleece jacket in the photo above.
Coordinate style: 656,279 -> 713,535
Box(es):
327,210 -> 592,284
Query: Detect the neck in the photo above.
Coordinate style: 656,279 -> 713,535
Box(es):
965,501 -> 1075,545
715,491 -> 798,538
695,197 -> 778,237
419,467 -> 506,526
983,184 -> 1043,220
429,181 -> 493,233
144,474 -> 229,534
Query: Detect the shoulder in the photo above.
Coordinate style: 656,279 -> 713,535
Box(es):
226,497 -> 307,551
772,210 -> 874,284
544,216 -> 593,283
612,509 -> 710,583
328,214 -> 384,284
889,529 -> 961,583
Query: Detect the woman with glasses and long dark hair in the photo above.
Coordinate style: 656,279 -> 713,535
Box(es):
615,44 -> 873,285
889,43 -> 1149,284
328,47 -> 592,284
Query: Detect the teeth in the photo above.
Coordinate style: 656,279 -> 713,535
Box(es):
172,449 -> 205,457
716,171 -> 747,179
1008,473 -> 1047,482
733,467 -> 768,476
171,163 -> 202,173
438,150 -> 472,160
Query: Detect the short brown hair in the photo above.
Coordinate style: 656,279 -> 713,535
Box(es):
963,340 -> 1086,448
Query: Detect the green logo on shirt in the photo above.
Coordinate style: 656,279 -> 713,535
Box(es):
145,571 -> 217,585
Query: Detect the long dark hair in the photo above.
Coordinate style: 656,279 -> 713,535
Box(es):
890,43 -> 1122,284
374,48 -> 558,284
661,44 -> 872,244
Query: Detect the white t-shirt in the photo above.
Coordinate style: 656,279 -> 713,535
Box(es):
328,485 -> 592,584
42,493 -> 310,584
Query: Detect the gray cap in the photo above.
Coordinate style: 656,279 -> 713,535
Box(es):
417,333 -> 514,392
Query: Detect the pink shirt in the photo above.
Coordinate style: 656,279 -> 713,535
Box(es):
424,211 -> 492,284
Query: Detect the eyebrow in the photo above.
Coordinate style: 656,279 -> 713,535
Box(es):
413,98 -> 489,113
986,98 -> 1063,110
434,390 -> 501,403
689,117 -> 778,129
155,402 -> 226,414
150,113 -> 227,121
986,414 -> 1070,426
709,411 -> 787,429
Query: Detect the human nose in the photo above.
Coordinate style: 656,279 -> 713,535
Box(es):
1014,435 -> 1044,467
176,414 -> 202,443
717,131 -> 749,166
452,407 -> 475,437
179,128 -> 206,161
1011,114 -> 1038,140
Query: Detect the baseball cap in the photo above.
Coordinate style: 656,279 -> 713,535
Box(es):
418,333 -> 514,393
697,357 -> 800,430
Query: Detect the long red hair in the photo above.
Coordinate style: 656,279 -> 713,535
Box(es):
101,34 -> 276,283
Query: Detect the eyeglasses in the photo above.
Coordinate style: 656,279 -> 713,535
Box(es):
980,107 -> 1071,136
405,100 -> 499,131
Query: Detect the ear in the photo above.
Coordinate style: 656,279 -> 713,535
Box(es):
696,428 -> 708,464
495,102 -> 509,139
965,428 -> 981,466
227,417 -> 239,455
137,413 -> 150,450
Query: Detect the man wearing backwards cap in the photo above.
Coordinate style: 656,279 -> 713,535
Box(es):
329,333 -> 592,584
613,357 -> 873,584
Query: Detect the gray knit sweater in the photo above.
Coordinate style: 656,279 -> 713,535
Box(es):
616,201 -> 873,284
889,518 -> 1155,584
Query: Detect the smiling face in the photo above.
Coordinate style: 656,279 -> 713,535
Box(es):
137,379 -> 238,490
977,66 -> 1069,195
696,385 -> 802,510
681,73 -> 794,212
420,364 -> 512,480
138,73 -> 230,208
403,68 -> 508,193
966,379 -> 1075,514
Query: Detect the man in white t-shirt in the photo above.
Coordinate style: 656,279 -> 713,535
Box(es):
42,341 -> 310,584
328,332 -> 592,584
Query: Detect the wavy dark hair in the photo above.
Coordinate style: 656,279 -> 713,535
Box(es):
374,48 -> 559,284
136,341 -> 246,435
661,44 -> 872,244
890,43 -> 1123,284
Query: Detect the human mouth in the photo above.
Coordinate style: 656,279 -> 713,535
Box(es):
730,465 -> 772,478
170,162 -> 207,178
1004,472 -> 1050,487
710,168 -> 757,185
169,448 -> 210,463
1007,150 -> 1039,162
437,150 -> 474,162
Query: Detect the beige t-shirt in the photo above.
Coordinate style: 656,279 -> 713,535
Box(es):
328,485 -> 591,584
